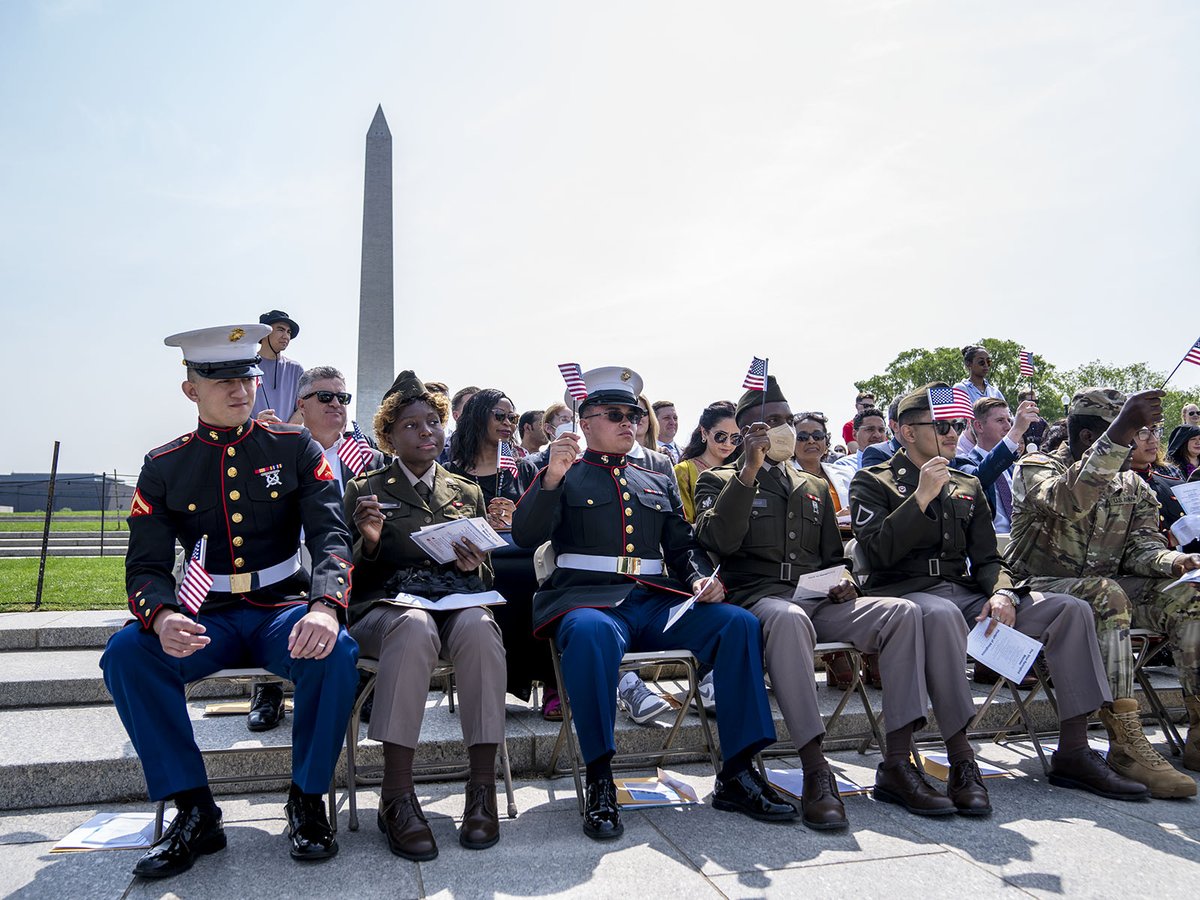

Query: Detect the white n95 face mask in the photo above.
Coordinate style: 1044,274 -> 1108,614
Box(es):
766,423 -> 797,462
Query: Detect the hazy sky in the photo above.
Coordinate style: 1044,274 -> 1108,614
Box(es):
2,1 -> 1198,476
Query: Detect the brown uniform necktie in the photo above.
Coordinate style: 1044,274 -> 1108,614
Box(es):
415,481 -> 432,503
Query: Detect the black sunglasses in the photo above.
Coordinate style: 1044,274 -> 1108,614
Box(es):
584,409 -> 645,425
795,430 -> 828,443
711,430 -> 743,446
911,420 -> 967,435
491,411 -> 520,425
301,390 -> 352,405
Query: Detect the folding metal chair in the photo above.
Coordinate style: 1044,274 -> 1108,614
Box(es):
343,657 -> 518,831
1131,628 -> 1186,754
153,668 -> 337,840
546,642 -> 721,813
965,654 -> 1058,774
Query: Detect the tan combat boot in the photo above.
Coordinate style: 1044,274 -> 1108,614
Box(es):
1099,699 -> 1197,798
1184,697 -> 1200,772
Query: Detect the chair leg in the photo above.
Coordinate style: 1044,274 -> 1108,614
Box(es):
153,800 -> 166,843
328,775 -> 338,834
1006,678 -> 1051,775
346,672 -> 376,832
686,658 -> 721,775
1133,636 -> 1185,755
499,739 -> 518,818
548,640 -> 585,814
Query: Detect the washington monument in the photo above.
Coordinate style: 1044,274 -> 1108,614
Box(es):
356,105 -> 394,423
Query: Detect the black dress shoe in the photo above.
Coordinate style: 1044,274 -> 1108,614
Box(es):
379,793 -> 438,860
711,768 -> 799,823
247,683 -> 285,732
285,790 -> 338,861
800,767 -> 849,831
873,759 -> 956,816
947,759 -> 993,817
132,804 -> 225,879
459,782 -> 500,850
583,778 -> 623,840
1048,748 -> 1152,801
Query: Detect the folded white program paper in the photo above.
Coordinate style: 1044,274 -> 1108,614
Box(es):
409,517 -> 508,565
792,565 -> 847,601
389,591 -> 507,610
52,811 -> 176,853
1171,482 -> 1200,516
966,618 -> 1043,683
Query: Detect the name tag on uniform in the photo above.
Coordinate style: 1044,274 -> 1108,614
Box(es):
752,498 -> 769,508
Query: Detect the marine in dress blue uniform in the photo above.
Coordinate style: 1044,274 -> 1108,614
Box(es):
512,366 -> 793,840
100,324 -> 359,878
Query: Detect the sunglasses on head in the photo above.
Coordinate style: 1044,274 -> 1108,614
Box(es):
912,419 -> 967,435
710,430 -> 742,446
491,410 -> 520,425
795,430 -> 828,443
301,390 -> 352,405
584,409 -> 645,425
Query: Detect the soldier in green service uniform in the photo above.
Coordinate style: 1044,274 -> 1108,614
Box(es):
850,383 -> 1148,814
1009,387 -> 1200,798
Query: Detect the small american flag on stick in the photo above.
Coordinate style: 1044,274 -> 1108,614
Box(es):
178,537 -> 213,615
742,357 -> 768,391
498,440 -> 519,475
558,363 -> 588,401
1019,350 -> 1036,378
337,421 -> 373,476
928,385 -> 975,421
1185,339 -> 1200,367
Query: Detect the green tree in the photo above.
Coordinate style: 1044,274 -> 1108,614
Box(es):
855,339 -> 1059,411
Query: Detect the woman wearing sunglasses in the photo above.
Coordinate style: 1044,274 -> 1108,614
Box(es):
789,412 -> 852,522
673,401 -> 739,522
447,390 -> 557,718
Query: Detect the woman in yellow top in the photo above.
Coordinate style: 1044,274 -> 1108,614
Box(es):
672,401 -> 740,522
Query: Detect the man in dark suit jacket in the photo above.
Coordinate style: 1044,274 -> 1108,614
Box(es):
247,365 -> 385,731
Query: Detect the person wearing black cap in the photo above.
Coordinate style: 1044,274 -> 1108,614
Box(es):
100,323 -> 360,878
512,365 -> 793,841
849,382 -> 1149,815
1167,424 -> 1200,480
252,309 -> 304,423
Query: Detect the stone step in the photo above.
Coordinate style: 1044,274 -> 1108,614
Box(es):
0,673 -> 1186,811
0,547 -> 126,557
0,611 -> 129,650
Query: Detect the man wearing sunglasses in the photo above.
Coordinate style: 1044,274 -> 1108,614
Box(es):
849,383 -> 1148,815
1008,388 -> 1200,798
696,376 -> 957,828
513,366 -> 792,841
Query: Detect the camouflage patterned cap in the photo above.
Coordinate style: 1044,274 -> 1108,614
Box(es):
1068,387 -> 1125,423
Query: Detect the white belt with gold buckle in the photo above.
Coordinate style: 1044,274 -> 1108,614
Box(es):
556,553 -> 663,577
209,552 -> 303,594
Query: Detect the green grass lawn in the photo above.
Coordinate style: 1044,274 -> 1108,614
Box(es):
0,557 -> 127,611
0,511 -> 126,532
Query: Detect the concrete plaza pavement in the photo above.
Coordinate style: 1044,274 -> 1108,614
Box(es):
3,732 -> 1199,899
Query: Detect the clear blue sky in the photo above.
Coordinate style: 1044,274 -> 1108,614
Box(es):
1,1 -> 1198,476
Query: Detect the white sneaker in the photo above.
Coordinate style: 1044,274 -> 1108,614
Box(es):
618,672 -> 672,724
690,671 -> 716,713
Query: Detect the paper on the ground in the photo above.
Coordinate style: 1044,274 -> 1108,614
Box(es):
766,767 -> 868,798
409,517 -> 508,564
389,590 -> 507,610
966,618 -> 1042,684
1163,567 -> 1200,592
1171,515 -> 1200,547
916,752 -> 1009,782
1171,482 -> 1200,516
204,697 -> 295,716
52,810 -> 176,853
792,565 -> 846,601
614,769 -> 700,807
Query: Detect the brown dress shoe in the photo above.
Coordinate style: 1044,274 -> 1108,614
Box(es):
459,782 -> 500,850
947,760 -> 992,817
873,759 -> 956,816
800,767 -> 848,831
1048,749 -> 1152,801
378,793 -> 438,861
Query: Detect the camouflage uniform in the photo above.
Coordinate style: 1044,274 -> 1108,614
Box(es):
1008,390 -> 1200,700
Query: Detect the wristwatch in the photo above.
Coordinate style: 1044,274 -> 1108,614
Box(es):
994,589 -> 1021,609
312,598 -> 342,613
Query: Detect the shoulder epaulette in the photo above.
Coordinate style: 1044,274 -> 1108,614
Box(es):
148,433 -> 194,460
259,421 -> 305,436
